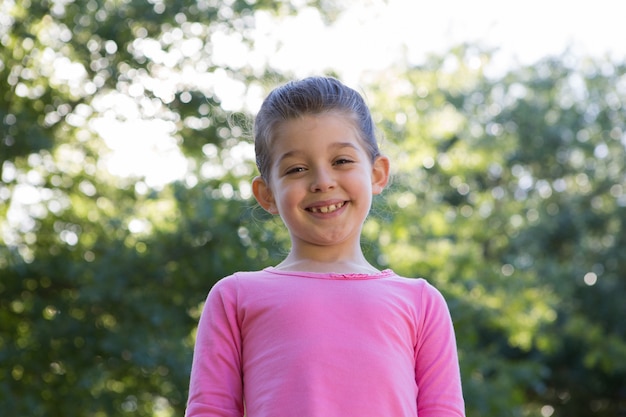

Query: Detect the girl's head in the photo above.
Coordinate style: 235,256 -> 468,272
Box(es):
254,76 -> 381,181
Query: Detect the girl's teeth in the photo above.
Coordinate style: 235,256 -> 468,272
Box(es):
312,202 -> 343,213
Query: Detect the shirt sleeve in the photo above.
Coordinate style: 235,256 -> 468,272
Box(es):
415,282 -> 465,417
186,276 -> 244,417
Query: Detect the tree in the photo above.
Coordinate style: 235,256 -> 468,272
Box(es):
365,46 -> 626,416
0,1 -> 330,415
2,0 -> 625,415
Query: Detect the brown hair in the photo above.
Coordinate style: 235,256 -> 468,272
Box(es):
254,76 -> 381,180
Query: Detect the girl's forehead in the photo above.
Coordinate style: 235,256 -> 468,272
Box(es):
275,112 -> 359,137
270,114 -> 363,151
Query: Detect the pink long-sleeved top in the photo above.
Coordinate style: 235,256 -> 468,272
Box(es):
186,268 -> 465,417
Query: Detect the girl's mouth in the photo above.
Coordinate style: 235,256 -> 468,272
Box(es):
307,201 -> 346,214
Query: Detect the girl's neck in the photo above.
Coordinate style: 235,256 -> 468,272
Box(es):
274,252 -> 379,274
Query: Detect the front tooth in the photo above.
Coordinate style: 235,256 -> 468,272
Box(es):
311,203 -> 342,213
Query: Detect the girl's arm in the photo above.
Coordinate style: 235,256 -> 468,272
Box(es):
415,283 -> 465,417
186,278 -> 244,417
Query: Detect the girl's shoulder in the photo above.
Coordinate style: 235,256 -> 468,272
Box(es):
210,269 -> 263,286
209,268 -> 278,291
385,273 -> 449,304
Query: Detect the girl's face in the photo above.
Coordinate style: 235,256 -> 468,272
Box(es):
252,113 -> 389,254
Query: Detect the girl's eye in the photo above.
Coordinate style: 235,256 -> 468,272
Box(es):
285,166 -> 306,175
334,158 -> 354,165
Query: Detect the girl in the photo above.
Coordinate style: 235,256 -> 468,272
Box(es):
186,76 -> 465,417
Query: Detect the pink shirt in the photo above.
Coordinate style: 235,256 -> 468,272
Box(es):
186,268 -> 465,417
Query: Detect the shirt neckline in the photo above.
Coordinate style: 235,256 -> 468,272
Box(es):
263,267 -> 395,280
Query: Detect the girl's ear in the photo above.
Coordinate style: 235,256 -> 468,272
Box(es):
371,155 -> 390,195
252,176 -> 279,214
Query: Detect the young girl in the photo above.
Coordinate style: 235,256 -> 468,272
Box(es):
186,77 -> 465,417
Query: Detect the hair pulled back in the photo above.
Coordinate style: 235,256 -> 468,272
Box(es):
254,76 -> 381,181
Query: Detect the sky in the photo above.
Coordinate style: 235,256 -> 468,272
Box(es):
264,0 -> 625,83
105,0 -> 626,186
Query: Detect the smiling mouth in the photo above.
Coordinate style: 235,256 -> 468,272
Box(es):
307,202 -> 346,214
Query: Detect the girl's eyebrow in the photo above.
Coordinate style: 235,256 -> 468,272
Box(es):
330,142 -> 360,152
276,150 -> 304,165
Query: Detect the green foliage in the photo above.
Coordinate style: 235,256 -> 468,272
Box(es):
2,1 -> 625,416
0,0 -> 305,415
367,46 -> 626,416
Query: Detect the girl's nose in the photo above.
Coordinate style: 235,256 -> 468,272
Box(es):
310,168 -> 336,192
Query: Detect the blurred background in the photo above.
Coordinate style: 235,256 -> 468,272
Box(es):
1,0 -> 625,416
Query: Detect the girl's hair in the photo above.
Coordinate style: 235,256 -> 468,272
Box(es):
254,76 -> 381,181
